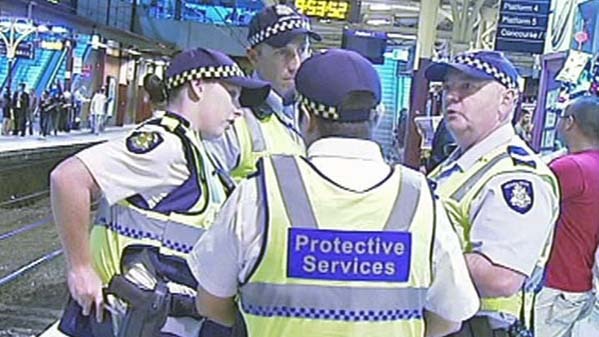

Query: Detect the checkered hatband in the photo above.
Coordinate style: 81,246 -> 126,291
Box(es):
454,54 -> 519,90
166,64 -> 246,89
298,94 -> 339,120
248,17 -> 311,47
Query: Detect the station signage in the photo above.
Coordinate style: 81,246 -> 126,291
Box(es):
495,0 -> 552,54
0,42 -> 34,59
295,0 -> 352,21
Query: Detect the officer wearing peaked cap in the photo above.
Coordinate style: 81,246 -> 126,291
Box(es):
49,48 -> 269,337
206,4 -> 321,182
425,50 -> 560,337
189,49 -> 479,337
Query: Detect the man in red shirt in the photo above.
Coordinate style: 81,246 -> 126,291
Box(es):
535,96 -> 599,337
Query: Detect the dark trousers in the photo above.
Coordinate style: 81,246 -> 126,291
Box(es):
448,317 -> 510,337
12,108 -> 26,136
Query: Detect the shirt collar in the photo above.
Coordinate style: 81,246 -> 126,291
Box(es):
454,123 -> 515,171
165,111 -> 191,128
252,72 -> 296,123
307,137 -> 386,163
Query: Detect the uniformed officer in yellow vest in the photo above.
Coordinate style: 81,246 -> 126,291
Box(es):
206,4 -> 321,182
49,48 -> 270,337
188,49 -> 480,337
425,51 -> 560,337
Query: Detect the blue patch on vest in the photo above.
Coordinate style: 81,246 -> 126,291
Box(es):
126,131 -> 163,154
507,145 -> 529,156
287,228 -> 412,282
501,179 -> 534,214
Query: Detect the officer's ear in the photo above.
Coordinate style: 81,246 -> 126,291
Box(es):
498,88 -> 518,122
187,79 -> 205,102
247,46 -> 260,67
298,104 -> 313,134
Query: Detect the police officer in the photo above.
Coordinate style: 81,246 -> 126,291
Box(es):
188,49 -> 479,337
207,4 -> 321,181
425,51 -> 560,337
50,48 -> 269,337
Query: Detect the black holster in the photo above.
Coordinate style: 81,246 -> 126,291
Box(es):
105,274 -> 171,337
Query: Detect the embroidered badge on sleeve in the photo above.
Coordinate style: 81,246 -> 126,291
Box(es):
126,131 -> 164,154
501,179 -> 534,214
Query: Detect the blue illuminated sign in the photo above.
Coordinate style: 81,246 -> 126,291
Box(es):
495,0 -> 552,54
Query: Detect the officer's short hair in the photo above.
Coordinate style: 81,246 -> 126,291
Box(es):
313,91 -> 378,140
567,96 -> 599,141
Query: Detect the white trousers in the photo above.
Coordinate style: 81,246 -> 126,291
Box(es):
534,286 -> 595,337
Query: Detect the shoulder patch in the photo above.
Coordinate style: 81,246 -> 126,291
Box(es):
501,179 -> 534,214
507,145 -> 537,168
126,131 -> 164,154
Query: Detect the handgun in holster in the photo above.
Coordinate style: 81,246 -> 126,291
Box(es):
104,247 -> 203,337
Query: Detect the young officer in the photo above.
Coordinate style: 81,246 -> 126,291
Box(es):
207,4 -> 321,181
49,48 -> 269,337
189,49 -> 480,337
425,51 -> 560,337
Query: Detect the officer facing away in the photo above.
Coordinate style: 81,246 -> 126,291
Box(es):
206,4 -> 321,182
188,49 -> 479,337
425,51 -> 560,337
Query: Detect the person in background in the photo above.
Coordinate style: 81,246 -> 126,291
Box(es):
61,89 -> 73,132
39,90 -> 52,139
535,96 -> 599,337
73,86 -> 90,130
12,83 -> 30,137
143,73 -> 168,118
1,88 -> 11,135
425,51 -> 560,337
49,85 -> 63,136
89,87 -> 107,135
27,88 -> 36,136
426,118 -> 456,173
190,49 -> 479,337
515,109 -> 533,144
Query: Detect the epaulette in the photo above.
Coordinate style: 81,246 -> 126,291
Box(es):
507,145 -> 537,169
253,102 -> 275,120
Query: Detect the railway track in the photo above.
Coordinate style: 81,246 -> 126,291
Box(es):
0,195 -> 66,335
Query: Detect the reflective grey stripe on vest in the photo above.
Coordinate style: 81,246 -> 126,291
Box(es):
244,112 -> 266,152
272,155 -> 318,228
272,156 -> 421,231
384,168 -> 422,231
450,152 -> 510,202
95,203 -> 205,254
240,283 -> 426,320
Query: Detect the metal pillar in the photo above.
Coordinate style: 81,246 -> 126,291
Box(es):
449,0 -> 486,54
475,5 -> 499,50
403,0 -> 440,169
0,17 -> 37,93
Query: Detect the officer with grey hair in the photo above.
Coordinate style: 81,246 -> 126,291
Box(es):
426,51 -> 560,337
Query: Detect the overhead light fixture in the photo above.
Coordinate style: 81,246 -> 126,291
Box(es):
51,25 -> 69,34
388,33 -> 417,40
127,49 -> 141,56
369,4 -> 392,11
366,19 -> 391,26
14,21 -> 34,31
